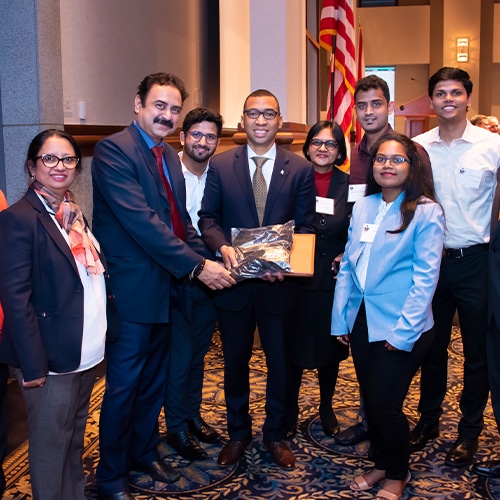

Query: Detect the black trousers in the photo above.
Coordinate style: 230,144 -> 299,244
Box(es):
216,295 -> 294,442
164,283 -> 217,432
0,363 -> 8,496
487,320 -> 500,431
417,248 -> 489,436
350,303 -> 434,479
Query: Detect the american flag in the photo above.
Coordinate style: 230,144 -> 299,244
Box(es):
320,0 -> 356,169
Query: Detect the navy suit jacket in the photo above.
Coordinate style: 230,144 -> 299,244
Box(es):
198,144 -> 316,312
92,123 -> 206,323
489,172 -> 500,331
0,188 -> 118,381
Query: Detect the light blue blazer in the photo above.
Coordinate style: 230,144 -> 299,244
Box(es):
331,192 -> 445,352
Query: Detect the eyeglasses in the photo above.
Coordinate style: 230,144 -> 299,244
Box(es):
243,109 -> 279,120
35,154 -> 80,169
310,139 -> 338,151
373,155 -> 411,166
187,130 -> 219,144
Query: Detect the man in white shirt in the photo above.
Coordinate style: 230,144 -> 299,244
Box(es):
164,108 -> 223,460
412,67 -> 500,467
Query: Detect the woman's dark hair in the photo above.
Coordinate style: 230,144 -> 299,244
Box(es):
302,120 -> 347,166
366,132 -> 437,234
25,129 -> 82,174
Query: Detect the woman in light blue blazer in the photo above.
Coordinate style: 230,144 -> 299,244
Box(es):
331,133 -> 444,500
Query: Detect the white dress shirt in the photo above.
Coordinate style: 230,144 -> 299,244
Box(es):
414,121 -> 500,249
247,144 -> 277,188
180,153 -> 209,235
356,199 -> 393,289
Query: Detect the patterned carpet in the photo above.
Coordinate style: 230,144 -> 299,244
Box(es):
3,328 -> 500,499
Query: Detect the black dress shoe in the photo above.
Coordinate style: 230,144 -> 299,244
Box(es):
97,491 -> 134,500
218,439 -> 252,467
263,438 -> 295,469
409,421 -> 439,452
166,430 -> 208,460
335,422 -> 369,446
472,459 -> 500,477
132,458 -> 180,483
188,416 -> 221,443
445,435 -> 478,467
319,406 -> 340,437
322,424 -> 340,437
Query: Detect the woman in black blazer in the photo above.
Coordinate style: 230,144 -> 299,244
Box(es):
0,129 -> 114,500
285,121 -> 351,437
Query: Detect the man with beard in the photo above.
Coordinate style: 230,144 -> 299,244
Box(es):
164,108 -> 223,460
92,74 -> 234,499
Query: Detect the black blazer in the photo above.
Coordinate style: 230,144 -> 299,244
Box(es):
92,123 -> 207,323
489,173 -> 500,331
0,188 -> 118,382
302,167 -> 351,291
198,144 -> 316,312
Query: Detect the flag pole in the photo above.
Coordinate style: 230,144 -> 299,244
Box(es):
329,35 -> 337,121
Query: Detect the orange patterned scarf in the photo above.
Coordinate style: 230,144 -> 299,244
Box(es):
31,181 -> 105,275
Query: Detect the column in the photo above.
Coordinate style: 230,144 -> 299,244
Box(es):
0,0 -> 64,203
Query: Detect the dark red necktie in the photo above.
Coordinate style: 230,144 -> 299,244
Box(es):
151,145 -> 186,241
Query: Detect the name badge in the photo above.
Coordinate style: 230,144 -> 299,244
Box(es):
456,168 -> 482,189
348,184 -> 366,203
360,223 -> 379,243
316,196 -> 334,215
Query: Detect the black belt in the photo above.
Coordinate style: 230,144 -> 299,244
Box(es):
443,243 -> 488,260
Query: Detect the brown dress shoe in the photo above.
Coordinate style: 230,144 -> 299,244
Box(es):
263,438 -> 295,469
217,439 -> 252,467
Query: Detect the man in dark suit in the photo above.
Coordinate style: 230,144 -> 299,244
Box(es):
472,172 -> 500,478
198,89 -> 316,470
0,190 -> 8,497
164,108 -> 223,460
92,73 -> 234,500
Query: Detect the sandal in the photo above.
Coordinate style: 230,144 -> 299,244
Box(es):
376,471 -> 411,500
350,469 -> 385,491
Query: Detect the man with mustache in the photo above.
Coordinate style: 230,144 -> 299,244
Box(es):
164,107 -> 223,460
412,67 -> 500,467
92,73 -> 234,500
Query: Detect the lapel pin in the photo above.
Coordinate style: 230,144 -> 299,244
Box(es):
280,169 -> 284,176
